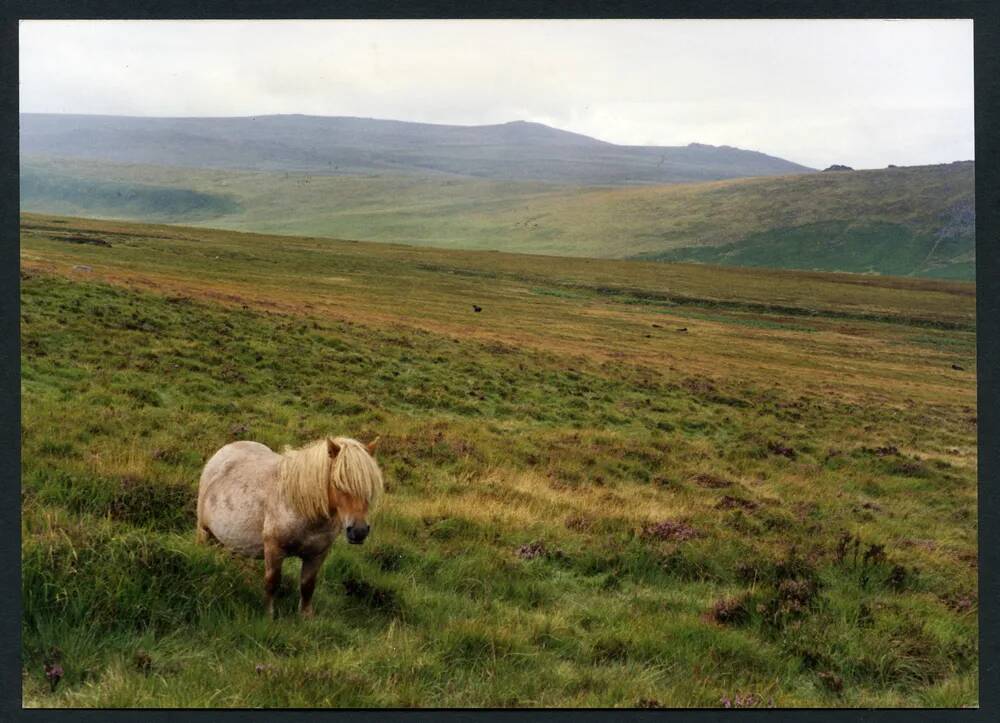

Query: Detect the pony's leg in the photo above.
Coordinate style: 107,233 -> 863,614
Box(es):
298,548 -> 331,618
263,538 -> 286,619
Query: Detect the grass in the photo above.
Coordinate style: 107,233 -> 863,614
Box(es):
20,164 -> 242,221
21,156 -> 974,277
21,214 -> 977,707
637,221 -> 964,277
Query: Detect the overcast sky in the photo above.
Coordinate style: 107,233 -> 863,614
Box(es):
20,19 -> 974,169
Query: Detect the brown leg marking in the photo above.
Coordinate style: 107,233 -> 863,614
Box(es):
299,548 -> 331,618
264,539 -> 286,620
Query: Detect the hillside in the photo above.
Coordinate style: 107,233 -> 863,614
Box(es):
20,113 -> 813,185
20,214 -> 977,707
21,157 -> 975,278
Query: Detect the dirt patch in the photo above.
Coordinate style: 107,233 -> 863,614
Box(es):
705,594 -> 750,626
689,472 -> 734,489
900,538 -> 938,552
887,459 -> 928,477
640,520 -> 700,542
943,593 -> 977,614
767,441 -> 797,459
565,515 -> 595,532
715,495 -> 759,511
956,550 -> 977,569
863,445 -> 899,457
681,376 -> 716,395
775,579 -> 817,613
516,541 -> 547,560
793,501 -> 820,519
721,692 -> 764,708
818,671 -> 844,694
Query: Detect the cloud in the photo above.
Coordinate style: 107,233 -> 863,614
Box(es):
19,19 -> 974,168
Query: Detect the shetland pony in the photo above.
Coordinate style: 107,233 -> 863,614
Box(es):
196,436 -> 382,617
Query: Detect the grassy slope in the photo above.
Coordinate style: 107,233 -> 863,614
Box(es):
20,157 -> 974,278
21,214 -> 977,708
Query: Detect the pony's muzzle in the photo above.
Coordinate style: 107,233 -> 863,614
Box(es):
346,522 -> 369,544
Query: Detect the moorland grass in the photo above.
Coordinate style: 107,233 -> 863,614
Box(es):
20,157 -> 974,277
20,215 -> 977,707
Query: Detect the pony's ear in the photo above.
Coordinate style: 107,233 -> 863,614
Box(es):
367,436 -> 381,455
327,438 -> 341,458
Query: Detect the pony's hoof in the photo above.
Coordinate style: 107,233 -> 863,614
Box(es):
300,607 -> 315,619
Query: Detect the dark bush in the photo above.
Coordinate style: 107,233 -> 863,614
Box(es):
707,595 -> 751,626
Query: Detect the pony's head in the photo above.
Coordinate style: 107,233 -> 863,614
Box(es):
279,436 -> 384,544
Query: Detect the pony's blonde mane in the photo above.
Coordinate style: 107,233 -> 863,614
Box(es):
278,437 -> 383,520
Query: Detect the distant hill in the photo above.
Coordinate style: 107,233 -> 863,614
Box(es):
20,156 -> 974,279
20,113 -> 813,185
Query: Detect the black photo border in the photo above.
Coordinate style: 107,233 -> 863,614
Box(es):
1,2 -> 996,721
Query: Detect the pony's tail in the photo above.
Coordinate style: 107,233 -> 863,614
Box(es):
195,488 -> 212,544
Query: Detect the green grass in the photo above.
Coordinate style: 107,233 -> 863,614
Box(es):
20,164 -> 241,220
20,156 -> 974,278
638,221 -> 965,277
21,215 -> 977,707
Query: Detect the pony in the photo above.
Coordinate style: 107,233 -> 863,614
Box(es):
196,435 -> 383,618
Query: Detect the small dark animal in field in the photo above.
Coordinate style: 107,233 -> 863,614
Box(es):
951,364 -> 964,371
677,327 -> 688,332
472,305 -> 482,313
651,323 -> 662,329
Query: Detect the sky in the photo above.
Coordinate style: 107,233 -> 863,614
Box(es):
19,19 -> 974,169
